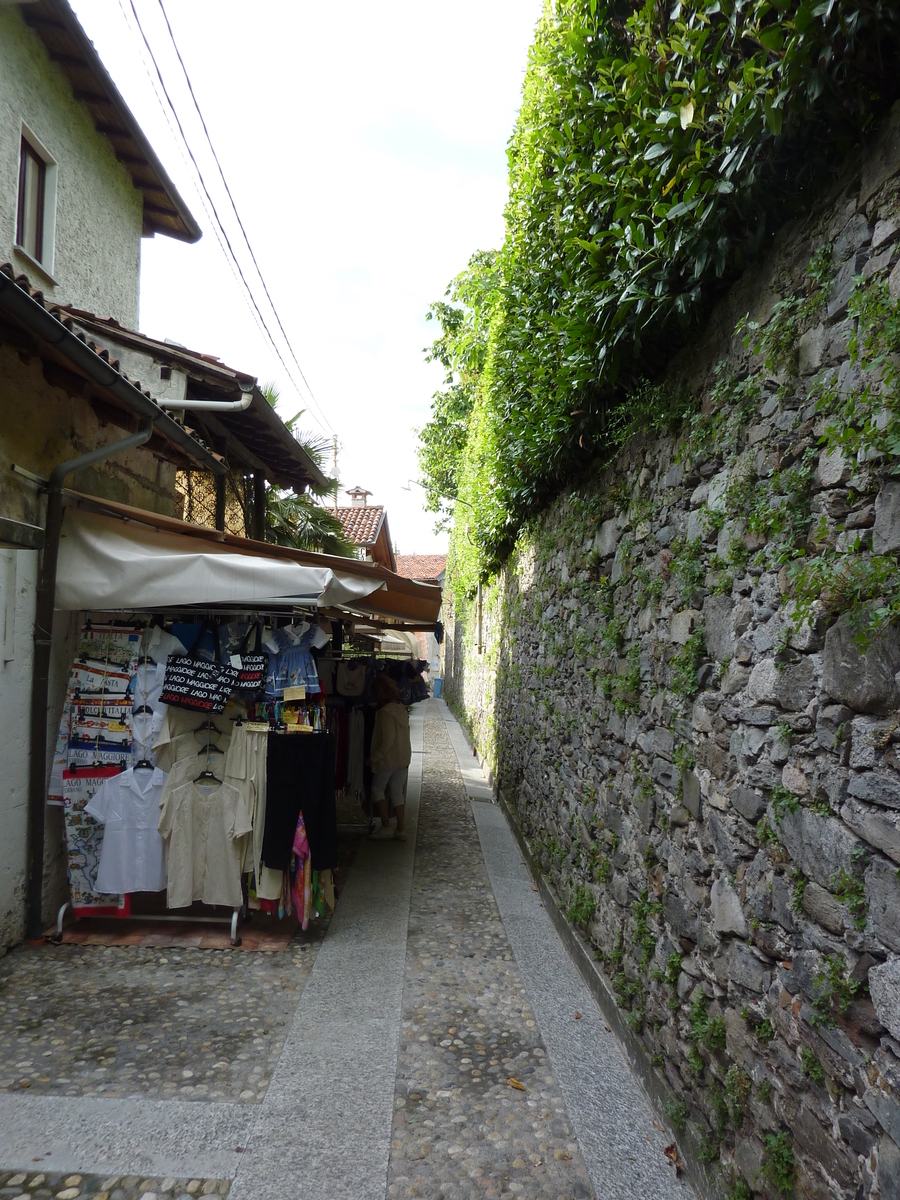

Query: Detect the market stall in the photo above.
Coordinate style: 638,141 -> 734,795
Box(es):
45,497 -> 441,945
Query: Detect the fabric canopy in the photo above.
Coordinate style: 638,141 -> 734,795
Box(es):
56,510 -> 386,611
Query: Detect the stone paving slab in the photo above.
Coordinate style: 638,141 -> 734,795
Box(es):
0,1096 -> 254,1179
438,704 -> 494,802
386,706 -> 595,1200
471,803 -> 691,1200
227,706 -> 427,1200
438,703 -> 692,1200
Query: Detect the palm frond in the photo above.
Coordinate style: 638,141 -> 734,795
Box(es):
265,487 -> 354,557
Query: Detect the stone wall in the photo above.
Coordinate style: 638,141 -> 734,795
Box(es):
443,109 -> 900,1199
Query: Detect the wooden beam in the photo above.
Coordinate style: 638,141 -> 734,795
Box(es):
22,15 -> 66,29
49,53 -> 89,67
73,89 -> 111,104
189,411 -> 297,488
0,517 -> 44,551
94,122 -> 129,138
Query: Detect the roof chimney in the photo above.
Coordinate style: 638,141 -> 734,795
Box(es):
346,485 -> 372,507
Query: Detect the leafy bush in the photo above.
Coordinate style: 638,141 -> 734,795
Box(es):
665,1099 -> 688,1132
810,952 -> 862,1027
670,627 -> 706,698
422,0 -> 900,587
567,883 -> 597,927
762,1130 -> 795,1196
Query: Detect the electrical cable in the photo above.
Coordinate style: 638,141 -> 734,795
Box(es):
115,0 -> 275,363
124,0 -> 333,438
156,0 -> 333,436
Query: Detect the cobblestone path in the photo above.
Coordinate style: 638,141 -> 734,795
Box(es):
0,935 -> 326,1103
387,710 -> 595,1200
0,702 -> 685,1199
0,1170 -> 229,1200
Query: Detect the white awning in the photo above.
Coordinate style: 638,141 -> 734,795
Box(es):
55,510 -> 385,611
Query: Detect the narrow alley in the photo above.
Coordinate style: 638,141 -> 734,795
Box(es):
0,701 -> 688,1200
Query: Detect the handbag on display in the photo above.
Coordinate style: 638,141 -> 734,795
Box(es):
234,623 -> 270,700
336,660 -> 366,697
160,620 -> 238,713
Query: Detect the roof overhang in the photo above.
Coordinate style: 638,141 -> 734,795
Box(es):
58,310 -> 330,492
62,491 -> 443,628
0,266 -> 224,474
20,0 -> 201,242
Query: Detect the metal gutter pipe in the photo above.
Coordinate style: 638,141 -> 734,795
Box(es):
26,417 -> 154,940
0,272 -> 225,476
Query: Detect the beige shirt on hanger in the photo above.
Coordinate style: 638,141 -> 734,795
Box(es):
158,780 -> 252,909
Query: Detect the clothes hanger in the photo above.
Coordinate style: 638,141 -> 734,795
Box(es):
134,758 -> 154,770
193,717 -> 222,782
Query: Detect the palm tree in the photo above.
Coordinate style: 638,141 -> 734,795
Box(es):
259,385 -> 353,556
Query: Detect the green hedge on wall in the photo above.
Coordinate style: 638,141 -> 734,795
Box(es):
418,0 -> 900,597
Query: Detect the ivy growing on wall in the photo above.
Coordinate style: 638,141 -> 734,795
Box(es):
419,0 -> 900,594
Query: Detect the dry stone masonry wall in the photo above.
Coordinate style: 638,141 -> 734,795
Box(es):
443,108 -> 900,1199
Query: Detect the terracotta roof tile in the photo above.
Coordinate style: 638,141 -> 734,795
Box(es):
394,554 -> 447,583
0,266 -> 327,491
336,505 -> 384,545
0,261 -> 221,471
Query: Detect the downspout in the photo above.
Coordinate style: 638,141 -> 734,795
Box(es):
26,417 -> 154,939
156,391 -> 253,412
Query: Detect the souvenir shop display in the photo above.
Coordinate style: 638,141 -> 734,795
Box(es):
48,612 -> 430,943
319,653 -> 430,822
160,620 -> 239,714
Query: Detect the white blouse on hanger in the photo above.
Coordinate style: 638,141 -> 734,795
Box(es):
85,766 -> 169,894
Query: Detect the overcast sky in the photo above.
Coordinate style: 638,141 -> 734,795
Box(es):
69,0 -> 543,554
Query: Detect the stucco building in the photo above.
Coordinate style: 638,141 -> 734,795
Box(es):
395,555 -> 446,672
0,0 -> 199,327
0,0 -> 209,952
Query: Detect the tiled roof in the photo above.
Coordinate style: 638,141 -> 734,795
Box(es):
395,554 -> 447,583
336,505 -> 385,546
0,262 -> 220,472
5,286 -> 327,491
60,309 -> 250,384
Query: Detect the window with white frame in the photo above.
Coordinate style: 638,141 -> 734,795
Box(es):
16,129 -> 57,275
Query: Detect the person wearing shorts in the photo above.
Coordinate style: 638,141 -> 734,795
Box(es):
368,674 -> 411,841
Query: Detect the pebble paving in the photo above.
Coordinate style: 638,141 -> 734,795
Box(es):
0,931 -> 328,1103
386,709 -> 595,1200
0,1170 -> 229,1200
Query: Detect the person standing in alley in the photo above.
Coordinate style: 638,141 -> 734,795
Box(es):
368,674 -> 411,841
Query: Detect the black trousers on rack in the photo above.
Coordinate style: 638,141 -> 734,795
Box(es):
262,732 -> 337,871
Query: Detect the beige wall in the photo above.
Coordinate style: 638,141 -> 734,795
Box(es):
0,344 -> 182,952
0,7 -> 143,326
0,344 -> 180,527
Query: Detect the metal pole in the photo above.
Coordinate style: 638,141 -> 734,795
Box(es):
215,474 -> 226,532
26,418 -> 154,939
253,470 -> 266,541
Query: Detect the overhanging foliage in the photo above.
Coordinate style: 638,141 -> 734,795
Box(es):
418,0 -> 900,595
